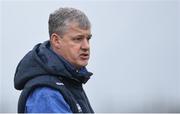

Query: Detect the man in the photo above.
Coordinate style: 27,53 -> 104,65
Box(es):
14,7 -> 94,113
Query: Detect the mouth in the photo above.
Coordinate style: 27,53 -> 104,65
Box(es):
79,53 -> 89,60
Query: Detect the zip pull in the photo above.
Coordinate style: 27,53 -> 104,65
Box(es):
76,103 -> 82,112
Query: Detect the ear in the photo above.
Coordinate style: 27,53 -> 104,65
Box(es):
50,33 -> 62,49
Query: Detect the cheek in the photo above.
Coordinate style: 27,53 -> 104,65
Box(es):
69,47 -> 80,58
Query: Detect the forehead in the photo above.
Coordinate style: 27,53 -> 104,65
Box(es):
65,22 -> 91,36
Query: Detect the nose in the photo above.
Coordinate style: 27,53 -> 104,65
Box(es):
81,39 -> 90,50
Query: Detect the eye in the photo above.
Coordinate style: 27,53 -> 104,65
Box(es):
73,37 -> 83,42
87,35 -> 92,41
87,37 -> 91,41
75,38 -> 82,41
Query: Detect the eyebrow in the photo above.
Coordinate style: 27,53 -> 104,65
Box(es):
75,34 -> 92,38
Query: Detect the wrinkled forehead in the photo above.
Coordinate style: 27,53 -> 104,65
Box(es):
65,22 -> 91,35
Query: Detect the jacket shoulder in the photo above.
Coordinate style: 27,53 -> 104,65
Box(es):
26,87 -> 72,113
18,75 -> 80,113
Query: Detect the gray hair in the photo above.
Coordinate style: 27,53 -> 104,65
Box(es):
48,7 -> 91,37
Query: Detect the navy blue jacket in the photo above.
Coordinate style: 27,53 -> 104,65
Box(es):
14,41 -> 94,113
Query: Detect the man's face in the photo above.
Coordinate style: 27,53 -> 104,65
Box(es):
54,23 -> 91,69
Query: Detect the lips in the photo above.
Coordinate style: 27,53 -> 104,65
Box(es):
80,53 -> 89,60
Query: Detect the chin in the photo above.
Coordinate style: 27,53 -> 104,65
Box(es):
78,62 -> 88,67
74,59 -> 89,68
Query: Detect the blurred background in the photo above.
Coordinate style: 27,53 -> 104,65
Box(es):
0,0 -> 180,112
